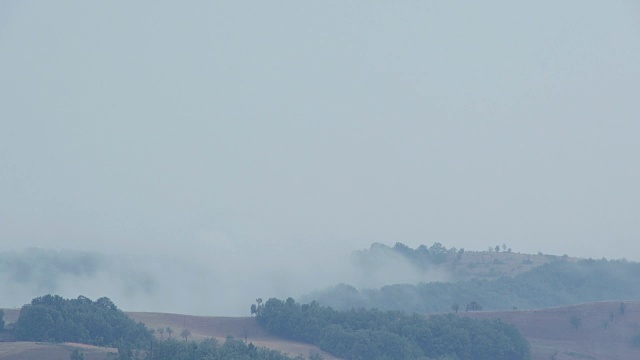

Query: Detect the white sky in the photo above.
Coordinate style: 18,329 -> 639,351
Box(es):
2,1 -> 640,265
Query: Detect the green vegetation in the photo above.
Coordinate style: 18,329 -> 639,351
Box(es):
255,297 -> 530,360
353,242 -> 457,270
136,337 -> 305,360
12,294 -> 309,360
307,258 -> 640,313
14,294 -> 152,347
70,349 -> 85,360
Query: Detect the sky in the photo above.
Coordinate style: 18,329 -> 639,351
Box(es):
1,1 -> 640,312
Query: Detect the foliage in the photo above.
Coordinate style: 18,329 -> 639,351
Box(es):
180,328 -> 191,341
353,242 -> 456,269
256,297 -> 530,360
13,294 -> 153,348
307,258 -> 640,313
465,301 -> 482,311
147,337 -> 305,360
570,316 -> 581,330
70,349 -> 85,360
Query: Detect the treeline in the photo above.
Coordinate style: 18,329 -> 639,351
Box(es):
305,258 -> 640,313
14,294 -> 152,347
352,242 -> 459,268
123,337 -> 313,360
255,297 -> 530,360
11,295 -> 317,360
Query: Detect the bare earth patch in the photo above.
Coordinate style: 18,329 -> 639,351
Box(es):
127,312 -> 340,360
0,342 -> 115,360
459,301 -> 640,360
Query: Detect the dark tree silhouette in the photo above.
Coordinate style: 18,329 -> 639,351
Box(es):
451,303 -> 459,314
466,301 -> 482,311
180,328 -> 191,342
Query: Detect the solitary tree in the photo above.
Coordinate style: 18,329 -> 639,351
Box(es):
451,303 -> 459,314
466,301 -> 482,311
570,315 -> 582,330
252,298 -> 264,317
620,302 -> 626,315
181,328 -> 191,342
166,327 -> 173,339
70,349 -> 84,360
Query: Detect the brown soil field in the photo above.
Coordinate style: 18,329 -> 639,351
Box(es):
459,300 -> 640,360
0,342 -> 116,360
126,312 -> 339,360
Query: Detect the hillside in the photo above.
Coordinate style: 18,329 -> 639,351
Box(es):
305,246 -> 640,314
0,309 -> 338,360
4,302 -> 640,360
126,312 -> 338,360
460,301 -> 640,360
0,342 -> 115,360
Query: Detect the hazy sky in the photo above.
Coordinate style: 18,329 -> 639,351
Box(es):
2,0 -> 640,268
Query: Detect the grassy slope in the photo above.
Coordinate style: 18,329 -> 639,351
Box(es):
460,301 -> 640,360
448,250 -> 566,281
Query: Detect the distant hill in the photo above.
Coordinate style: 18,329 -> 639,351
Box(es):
303,244 -> 640,313
3,244 -> 639,360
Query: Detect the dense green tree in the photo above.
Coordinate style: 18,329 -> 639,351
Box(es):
13,295 -> 152,347
466,301 -> 482,312
147,336 -> 299,360
256,297 -> 530,360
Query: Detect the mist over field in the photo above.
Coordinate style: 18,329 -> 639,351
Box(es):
0,244 -> 450,316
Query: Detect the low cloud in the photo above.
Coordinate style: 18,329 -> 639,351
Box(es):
0,243 -> 452,316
